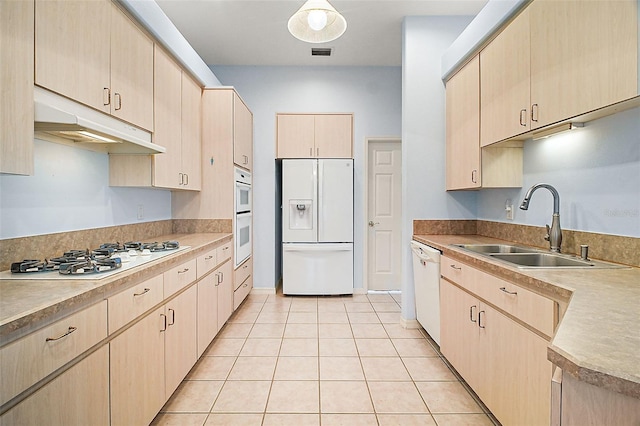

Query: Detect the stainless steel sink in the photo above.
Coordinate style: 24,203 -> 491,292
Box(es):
453,244 -> 541,254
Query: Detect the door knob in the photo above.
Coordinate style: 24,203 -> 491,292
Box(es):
368,221 -> 379,227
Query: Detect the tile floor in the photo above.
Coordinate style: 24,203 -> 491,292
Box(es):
151,291 -> 499,426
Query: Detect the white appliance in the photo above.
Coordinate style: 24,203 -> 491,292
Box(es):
411,240 -> 441,345
282,159 -> 354,295
234,168 -> 252,267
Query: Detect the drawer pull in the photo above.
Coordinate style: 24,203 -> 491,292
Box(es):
133,288 -> 150,297
470,305 -> 477,323
450,264 -> 462,270
178,268 -> 189,274
205,255 -> 214,260
243,282 -> 248,288
499,287 -> 518,296
46,326 -> 77,342
478,311 -> 486,329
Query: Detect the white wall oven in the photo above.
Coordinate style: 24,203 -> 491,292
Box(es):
234,168 -> 252,267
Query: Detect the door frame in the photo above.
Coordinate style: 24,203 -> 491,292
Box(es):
363,137 -> 402,292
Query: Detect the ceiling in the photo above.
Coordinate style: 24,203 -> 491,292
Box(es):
154,0 -> 488,67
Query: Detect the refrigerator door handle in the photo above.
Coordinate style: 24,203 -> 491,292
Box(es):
317,160 -> 323,241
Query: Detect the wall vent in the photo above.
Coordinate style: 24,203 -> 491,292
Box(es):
311,48 -> 332,56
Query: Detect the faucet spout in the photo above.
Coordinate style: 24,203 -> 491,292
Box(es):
520,183 -> 562,252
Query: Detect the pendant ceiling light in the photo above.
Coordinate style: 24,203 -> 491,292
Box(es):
288,0 -> 347,43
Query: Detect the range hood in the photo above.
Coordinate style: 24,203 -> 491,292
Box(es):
34,87 -> 165,155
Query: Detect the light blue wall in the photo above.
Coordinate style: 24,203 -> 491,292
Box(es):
211,66 -> 402,291
477,107 -> 640,239
0,139 -> 171,239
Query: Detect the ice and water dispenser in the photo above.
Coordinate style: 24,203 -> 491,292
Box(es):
289,199 -> 313,230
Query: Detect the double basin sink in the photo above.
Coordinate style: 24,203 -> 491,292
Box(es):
452,244 -> 622,269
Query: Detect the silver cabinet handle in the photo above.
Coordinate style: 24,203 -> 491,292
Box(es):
133,288 -> 150,297
478,310 -> 486,329
531,103 -> 539,123
160,314 -> 167,332
471,169 -> 478,184
114,92 -> 122,110
205,255 -> 214,260
178,268 -> 189,274
450,264 -> 462,270
499,287 -> 518,296
179,173 -> 184,186
103,88 -> 111,106
168,308 -> 175,326
316,147 -> 319,156
519,108 -> 527,126
46,326 -> 77,342
470,305 -> 477,323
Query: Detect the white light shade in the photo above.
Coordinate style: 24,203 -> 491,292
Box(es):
288,0 -> 347,43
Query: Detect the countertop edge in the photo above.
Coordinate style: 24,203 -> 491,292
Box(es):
413,234 -> 640,400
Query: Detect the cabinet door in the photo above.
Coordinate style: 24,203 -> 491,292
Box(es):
480,8 -> 531,146
197,273 -> 219,357
1,346 -> 109,426
314,114 -> 353,158
234,93 -> 253,170
35,0 -> 111,114
152,46 -> 183,189
277,114 -> 315,158
217,260 -> 234,327
110,3 -> 154,131
181,72 -> 203,189
445,55 -> 480,190
110,306 -> 165,426
165,285 -> 198,398
530,0 -> 638,129
0,0 -> 34,175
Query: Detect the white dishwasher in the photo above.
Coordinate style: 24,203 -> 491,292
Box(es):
411,240 -> 441,345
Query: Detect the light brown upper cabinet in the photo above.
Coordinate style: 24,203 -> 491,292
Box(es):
0,0 -> 34,175
35,0 -> 154,132
446,56 -> 481,190
480,0 -> 638,146
276,113 -> 353,158
234,96 -> 253,170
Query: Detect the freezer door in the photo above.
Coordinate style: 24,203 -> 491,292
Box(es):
282,160 -> 318,242
318,159 -> 353,243
282,243 -> 353,295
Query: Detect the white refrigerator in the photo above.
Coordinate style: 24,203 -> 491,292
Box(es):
282,159 -> 354,295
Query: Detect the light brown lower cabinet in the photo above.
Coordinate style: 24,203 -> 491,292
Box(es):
440,274 -> 552,425
217,260 -> 234,329
0,346 -> 109,426
165,285 -> 198,398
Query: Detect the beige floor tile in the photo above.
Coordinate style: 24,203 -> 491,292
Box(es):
322,413 -> 378,426
161,380 -> 224,413
319,323 -> 353,338
431,413 -> 495,426
228,309 -> 260,323
267,381 -> 319,413
402,357 -> 457,381
227,356 -> 277,380
239,338 -> 282,357
350,323 -> 388,338
368,382 -> 429,413
377,414 -> 437,425
348,294 -> 371,303
319,338 -> 358,356
320,381 -> 374,413
317,299 -> 346,312
348,312 -> 380,323
255,311 -> 289,323
237,302 -> 265,313
372,302 -> 401,312
217,323 -> 253,339
274,356 -> 319,380
260,302 -> 292,313
319,356 -> 365,380
248,323 -> 285,338
383,324 -> 425,339
318,311 -> 349,323
355,338 -> 398,357
204,413 -> 263,426
287,312 -> 318,323
361,357 -> 410,381
391,338 -> 438,357
186,356 -> 235,380
151,413 -> 208,426
290,298 -> 318,312
284,323 -> 318,338
204,338 -> 245,356
263,413 -> 320,426
279,338 -> 318,356
416,382 -> 483,414
377,312 -> 401,324
367,293 -> 395,303
390,293 -> 402,303
344,302 -> 375,313
211,381 -> 271,413
246,294 -> 269,303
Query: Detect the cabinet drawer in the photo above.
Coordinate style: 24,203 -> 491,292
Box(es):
441,255 -> 468,283
108,275 -> 163,333
0,301 -> 107,406
234,257 -> 252,290
234,276 -> 252,310
217,241 -> 232,263
197,248 -> 218,279
164,259 -> 197,298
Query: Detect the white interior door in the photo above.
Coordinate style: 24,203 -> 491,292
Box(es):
366,140 -> 402,291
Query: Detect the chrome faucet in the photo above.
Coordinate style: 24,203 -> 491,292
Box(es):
520,183 -> 562,252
